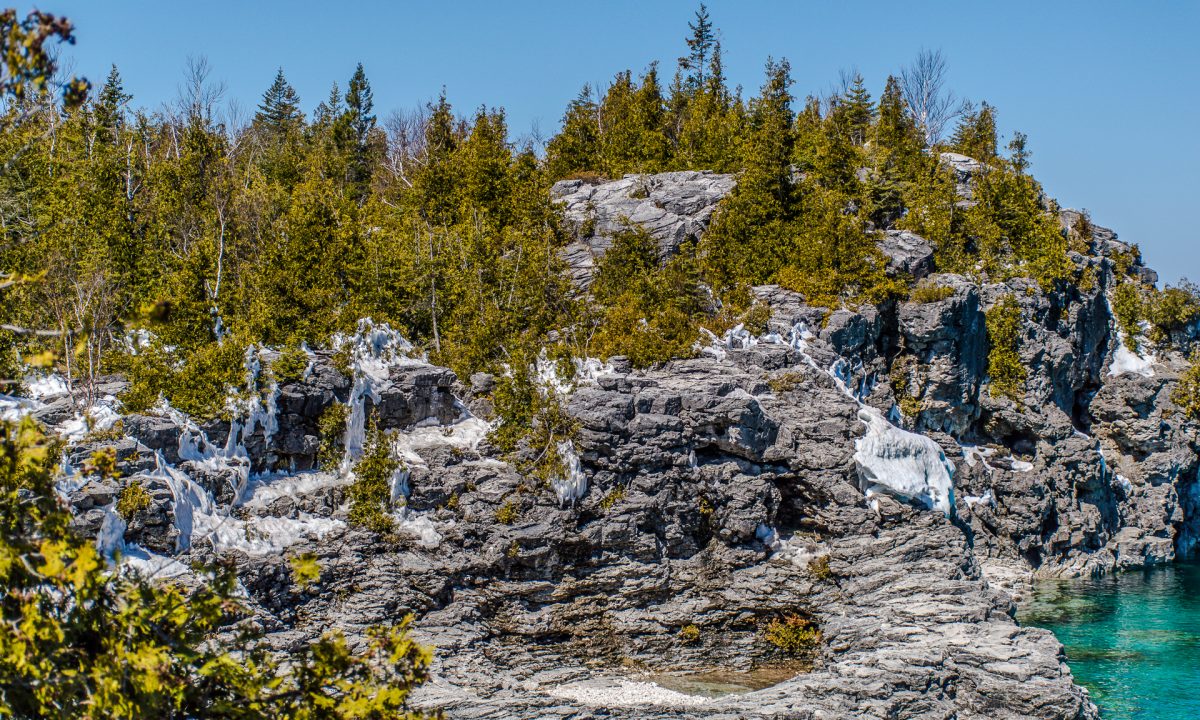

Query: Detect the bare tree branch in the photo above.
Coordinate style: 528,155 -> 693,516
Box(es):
901,48 -> 962,146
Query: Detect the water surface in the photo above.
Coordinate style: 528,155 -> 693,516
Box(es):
1019,562 -> 1200,719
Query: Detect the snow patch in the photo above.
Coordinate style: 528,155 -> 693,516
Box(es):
854,407 -> 955,515
1108,334 -> 1155,378
551,440 -> 588,506
548,679 -> 712,709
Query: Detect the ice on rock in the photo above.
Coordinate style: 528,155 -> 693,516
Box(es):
59,399 -> 123,442
26,373 -> 68,399
333,319 -> 425,471
96,503 -> 129,557
963,489 -> 995,508
550,679 -> 712,709
854,407 -> 956,515
1108,333 -> 1155,378
574,357 -> 614,383
552,439 -> 588,506
756,523 -> 828,567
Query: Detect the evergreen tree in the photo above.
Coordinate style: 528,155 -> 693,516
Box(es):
544,84 -> 600,179
341,63 -> 378,201
837,73 -> 874,147
254,67 -> 303,135
345,63 -> 376,148
94,65 -> 130,143
678,3 -> 715,90
952,102 -> 997,160
313,82 -> 343,126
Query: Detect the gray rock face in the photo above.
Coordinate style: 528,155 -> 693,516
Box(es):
879,229 -> 935,279
939,151 -> 985,200
46,168 -> 1200,719
552,171 -> 735,286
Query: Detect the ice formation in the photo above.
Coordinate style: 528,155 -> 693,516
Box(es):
333,319 -> 425,471
853,407 -> 956,515
963,490 -> 995,508
756,523 -> 829,567
1108,335 -> 1155,378
549,679 -> 712,709
551,439 -> 588,506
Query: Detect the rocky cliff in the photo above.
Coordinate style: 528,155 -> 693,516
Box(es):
12,163 -> 1200,719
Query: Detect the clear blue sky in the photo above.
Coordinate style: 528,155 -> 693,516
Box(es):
46,0 -> 1199,284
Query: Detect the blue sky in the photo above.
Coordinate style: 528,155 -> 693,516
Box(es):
47,0 -> 1199,284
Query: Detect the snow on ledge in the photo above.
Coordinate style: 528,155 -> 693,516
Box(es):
1108,335 -> 1155,378
854,408 -> 955,515
548,679 -> 712,709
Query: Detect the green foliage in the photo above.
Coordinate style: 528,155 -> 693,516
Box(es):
289,552 -> 322,590
598,484 -> 627,512
909,281 -> 955,304
347,422 -> 399,535
0,9 -> 89,105
1112,282 -> 1145,351
678,624 -> 701,644
807,555 -> 833,581
116,480 -> 151,521
763,614 -> 822,655
83,447 -> 118,480
494,500 -> 518,525
985,295 -> 1027,403
1171,354 -> 1200,420
1146,283 -> 1200,345
116,336 -> 248,420
768,371 -> 805,394
317,402 -> 349,471
588,229 -> 708,367
271,344 -> 311,385
0,419 -> 437,719
952,102 -> 998,161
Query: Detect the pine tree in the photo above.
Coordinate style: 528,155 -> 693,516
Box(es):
678,3 -> 715,91
254,67 -> 303,135
341,63 -> 378,201
544,84 -> 600,179
94,65 -> 130,144
838,73 -> 873,147
952,102 -> 997,160
313,82 -> 343,126
345,63 -> 376,149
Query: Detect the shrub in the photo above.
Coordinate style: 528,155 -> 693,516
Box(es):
910,282 -> 955,304
118,337 -> 247,420
1147,283 -> 1200,344
985,295 -> 1026,404
769,371 -> 805,394
289,552 -> 321,590
347,423 -> 398,534
115,481 -> 151,521
495,500 -> 519,525
678,624 -> 701,644
271,344 -> 310,385
0,419 -> 437,719
317,402 -> 349,470
763,614 -> 822,655
1112,282 -> 1145,351
1172,354 -> 1200,420
807,555 -> 833,581
83,447 -> 119,481
599,484 -> 627,512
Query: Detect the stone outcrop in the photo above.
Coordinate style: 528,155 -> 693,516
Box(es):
552,171 -> 735,286
29,163 -> 1200,719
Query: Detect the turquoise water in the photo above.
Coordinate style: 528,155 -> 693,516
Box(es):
1019,562 -> 1200,719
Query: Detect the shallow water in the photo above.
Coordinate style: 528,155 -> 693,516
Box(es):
640,665 -> 803,697
1019,562 -> 1200,719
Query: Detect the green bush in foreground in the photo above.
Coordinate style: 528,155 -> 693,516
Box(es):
0,418 -> 437,719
